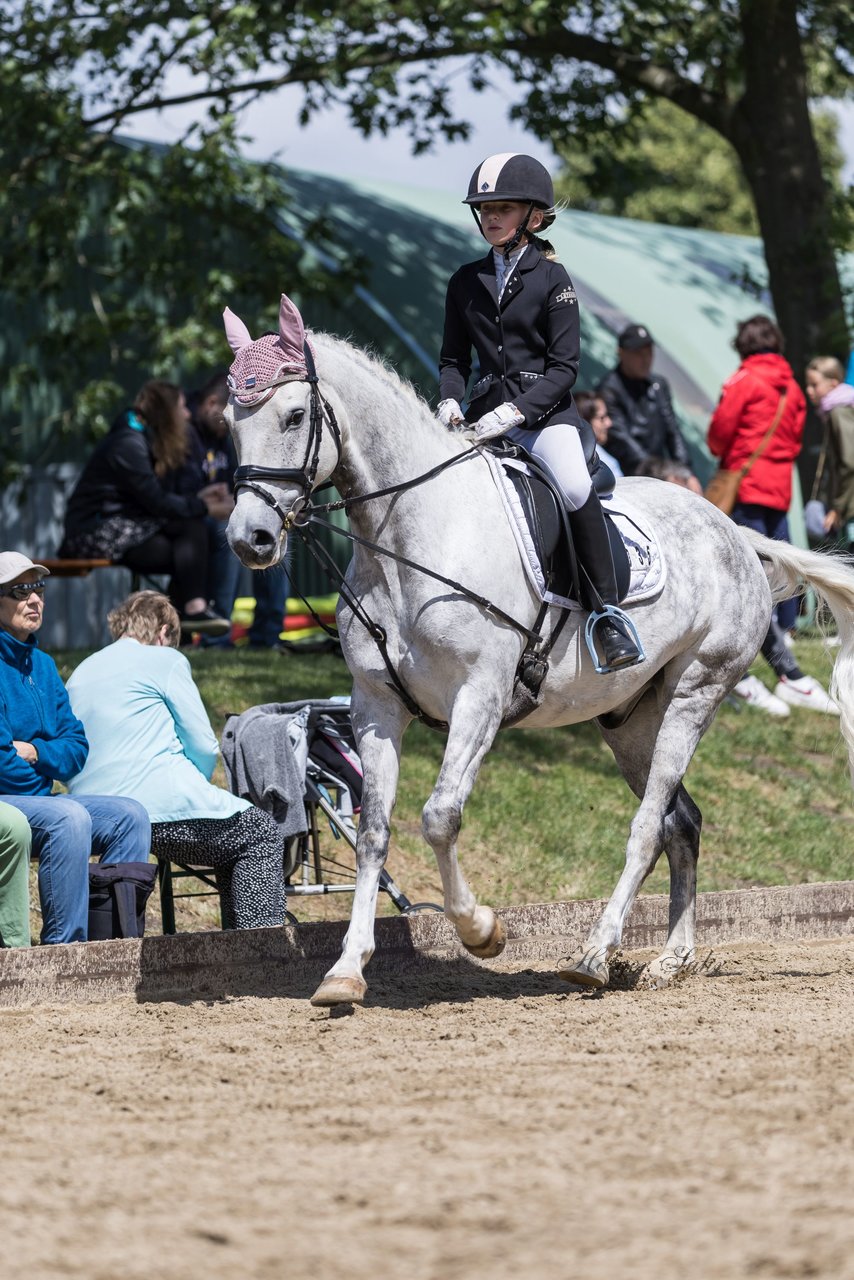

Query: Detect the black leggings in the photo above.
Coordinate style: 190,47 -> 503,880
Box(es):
761,613 -> 802,681
121,517 -> 209,610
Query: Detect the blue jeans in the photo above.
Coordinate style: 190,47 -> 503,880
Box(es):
249,564 -> 289,648
0,794 -> 151,944
731,503 -> 800,678
207,517 -> 243,622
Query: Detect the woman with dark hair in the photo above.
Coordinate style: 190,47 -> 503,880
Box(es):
59,380 -> 232,634
574,390 -> 623,479
707,315 -> 837,716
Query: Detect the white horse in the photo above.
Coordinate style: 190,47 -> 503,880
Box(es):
224,295 -> 854,1006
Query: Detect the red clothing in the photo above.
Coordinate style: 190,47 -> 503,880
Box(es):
707,353 -> 805,511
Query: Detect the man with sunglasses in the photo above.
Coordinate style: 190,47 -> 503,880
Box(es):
0,552 -> 151,943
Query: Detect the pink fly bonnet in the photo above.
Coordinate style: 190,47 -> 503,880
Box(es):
224,294 -> 313,407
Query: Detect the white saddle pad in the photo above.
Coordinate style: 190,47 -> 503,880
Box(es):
485,453 -> 666,611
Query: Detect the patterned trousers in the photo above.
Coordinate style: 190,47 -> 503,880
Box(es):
151,805 -> 286,930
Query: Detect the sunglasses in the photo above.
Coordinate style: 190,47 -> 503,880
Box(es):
0,581 -> 46,601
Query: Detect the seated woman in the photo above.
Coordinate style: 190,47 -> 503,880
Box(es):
66,592 -> 286,930
0,551 -> 151,944
58,379 -> 232,635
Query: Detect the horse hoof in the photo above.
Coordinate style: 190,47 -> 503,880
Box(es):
310,976 -> 367,1007
463,915 -> 507,959
557,947 -> 610,989
644,948 -> 696,990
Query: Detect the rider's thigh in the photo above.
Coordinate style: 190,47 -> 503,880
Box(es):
506,421 -> 591,511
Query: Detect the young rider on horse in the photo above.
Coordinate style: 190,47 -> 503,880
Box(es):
438,152 -> 642,671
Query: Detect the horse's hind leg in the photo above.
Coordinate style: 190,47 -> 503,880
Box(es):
422,691 -> 507,958
646,785 -> 702,986
310,692 -> 409,1007
559,680 -> 713,989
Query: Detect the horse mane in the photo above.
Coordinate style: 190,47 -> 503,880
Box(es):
309,329 -> 449,442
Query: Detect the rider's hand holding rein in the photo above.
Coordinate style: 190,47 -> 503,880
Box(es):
437,398 -> 465,430
466,402 -> 525,444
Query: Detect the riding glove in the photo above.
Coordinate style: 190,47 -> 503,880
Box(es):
468,402 -> 525,442
437,399 -> 465,430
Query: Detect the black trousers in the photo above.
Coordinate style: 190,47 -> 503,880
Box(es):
121,516 -> 210,610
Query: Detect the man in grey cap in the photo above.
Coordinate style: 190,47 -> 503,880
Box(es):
598,323 -> 698,484
0,552 -> 150,943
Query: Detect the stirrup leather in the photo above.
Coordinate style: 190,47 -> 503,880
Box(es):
584,605 -> 646,675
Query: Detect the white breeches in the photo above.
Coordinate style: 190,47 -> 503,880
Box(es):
505,420 -> 592,512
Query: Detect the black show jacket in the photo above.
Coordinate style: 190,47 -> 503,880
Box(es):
439,246 -> 585,431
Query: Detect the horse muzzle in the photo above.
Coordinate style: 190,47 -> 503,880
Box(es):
227,491 -> 293,569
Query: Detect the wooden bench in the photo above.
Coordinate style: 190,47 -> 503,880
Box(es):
41,559 -> 144,592
40,557 -> 113,577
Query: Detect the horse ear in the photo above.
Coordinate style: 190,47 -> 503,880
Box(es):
223,307 -> 252,353
278,293 -> 306,362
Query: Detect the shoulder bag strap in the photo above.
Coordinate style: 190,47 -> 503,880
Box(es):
737,389 -> 788,480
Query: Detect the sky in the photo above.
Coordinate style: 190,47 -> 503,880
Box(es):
124,74 -> 854,195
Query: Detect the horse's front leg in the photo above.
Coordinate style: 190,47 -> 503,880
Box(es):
422,689 -> 506,959
310,694 -> 409,1007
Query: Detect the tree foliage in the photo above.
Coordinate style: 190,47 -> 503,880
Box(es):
555,101 -> 847,239
0,5 -> 360,469
2,1 -> 853,467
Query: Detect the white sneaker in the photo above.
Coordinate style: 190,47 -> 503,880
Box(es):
733,674 -> 791,718
773,674 -> 840,715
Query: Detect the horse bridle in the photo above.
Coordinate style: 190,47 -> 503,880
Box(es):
231,341 -> 342,534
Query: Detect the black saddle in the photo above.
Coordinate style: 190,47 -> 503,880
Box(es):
496,439 -> 630,604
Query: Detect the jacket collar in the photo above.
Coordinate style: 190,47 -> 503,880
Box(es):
476,243 -> 542,306
0,627 -> 37,674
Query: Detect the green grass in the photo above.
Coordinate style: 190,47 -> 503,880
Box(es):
49,635 -> 854,932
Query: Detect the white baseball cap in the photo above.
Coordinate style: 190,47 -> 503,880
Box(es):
0,552 -> 50,587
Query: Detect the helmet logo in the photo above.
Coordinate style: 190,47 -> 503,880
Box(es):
480,182 -> 490,191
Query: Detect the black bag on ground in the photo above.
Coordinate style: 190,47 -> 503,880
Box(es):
87,862 -> 158,940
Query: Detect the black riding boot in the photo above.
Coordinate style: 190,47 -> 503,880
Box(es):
569,490 -> 643,671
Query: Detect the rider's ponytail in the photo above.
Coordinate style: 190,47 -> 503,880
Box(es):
529,232 -> 557,260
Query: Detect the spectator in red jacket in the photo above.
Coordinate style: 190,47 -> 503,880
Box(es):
707,315 -> 837,717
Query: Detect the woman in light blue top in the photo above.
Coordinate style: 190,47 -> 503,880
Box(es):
67,592 -> 285,929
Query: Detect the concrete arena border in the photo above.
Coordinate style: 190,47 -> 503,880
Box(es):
0,881 -> 851,1008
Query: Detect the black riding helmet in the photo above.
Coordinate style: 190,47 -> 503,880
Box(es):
464,153 -> 556,255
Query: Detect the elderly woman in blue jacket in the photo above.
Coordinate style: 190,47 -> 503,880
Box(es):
0,552 -> 150,943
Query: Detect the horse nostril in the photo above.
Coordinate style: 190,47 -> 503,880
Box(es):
251,528 -> 277,550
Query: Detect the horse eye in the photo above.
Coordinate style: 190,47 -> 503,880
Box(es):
287,409 -> 305,427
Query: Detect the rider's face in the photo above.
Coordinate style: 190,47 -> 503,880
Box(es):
480,201 -> 543,249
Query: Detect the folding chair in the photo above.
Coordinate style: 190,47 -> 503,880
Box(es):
223,697 -> 441,920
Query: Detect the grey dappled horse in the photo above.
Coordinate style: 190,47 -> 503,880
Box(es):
224,295 -> 854,1007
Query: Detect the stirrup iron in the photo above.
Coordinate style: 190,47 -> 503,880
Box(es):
584,605 -> 646,675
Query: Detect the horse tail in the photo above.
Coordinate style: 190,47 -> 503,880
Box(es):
740,528 -> 854,782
